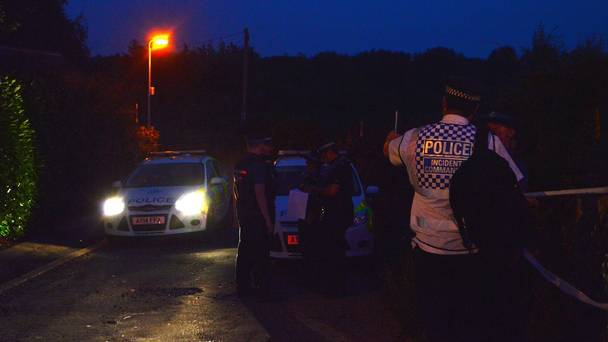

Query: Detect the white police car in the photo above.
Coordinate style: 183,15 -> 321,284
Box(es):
271,151 -> 377,259
102,151 -> 230,237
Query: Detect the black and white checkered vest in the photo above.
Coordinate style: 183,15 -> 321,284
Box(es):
415,122 -> 477,191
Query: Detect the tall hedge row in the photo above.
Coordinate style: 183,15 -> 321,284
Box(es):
0,77 -> 37,239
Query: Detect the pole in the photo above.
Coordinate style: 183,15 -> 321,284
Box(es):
360,120 -> 364,138
241,28 -> 249,123
394,110 -> 399,133
147,40 -> 152,128
135,102 -> 139,124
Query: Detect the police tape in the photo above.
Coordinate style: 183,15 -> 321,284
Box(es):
523,249 -> 608,311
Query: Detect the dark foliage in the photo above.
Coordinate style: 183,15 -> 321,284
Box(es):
0,77 -> 36,239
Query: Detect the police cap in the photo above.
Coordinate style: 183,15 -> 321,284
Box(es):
317,141 -> 337,154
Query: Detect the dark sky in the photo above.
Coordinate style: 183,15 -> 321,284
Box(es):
66,0 -> 608,58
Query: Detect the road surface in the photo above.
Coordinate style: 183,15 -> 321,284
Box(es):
0,232 -> 407,341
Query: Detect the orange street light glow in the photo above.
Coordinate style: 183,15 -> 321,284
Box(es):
150,34 -> 170,50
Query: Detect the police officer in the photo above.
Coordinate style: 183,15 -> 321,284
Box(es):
485,111 -> 529,191
383,80 -> 524,341
233,133 -> 275,298
298,153 -> 325,289
307,142 -> 354,297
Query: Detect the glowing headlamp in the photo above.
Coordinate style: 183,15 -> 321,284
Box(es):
103,196 -> 125,217
175,190 -> 208,215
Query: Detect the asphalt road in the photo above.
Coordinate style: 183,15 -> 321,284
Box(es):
0,231 -> 407,341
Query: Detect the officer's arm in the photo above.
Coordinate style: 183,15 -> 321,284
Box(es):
383,131 -> 399,158
314,164 -> 350,198
319,184 -> 340,197
384,129 -> 415,166
254,184 -> 273,233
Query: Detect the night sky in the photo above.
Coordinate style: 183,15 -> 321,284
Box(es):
66,0 -> 608,58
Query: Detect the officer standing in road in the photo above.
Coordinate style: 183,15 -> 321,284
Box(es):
233,132 -> 276,298
307,142 -> 354,297
383,80 -> 523,341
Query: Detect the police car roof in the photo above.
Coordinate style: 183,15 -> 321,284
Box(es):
275,156 -> 307,167
275,150 -> 352,168
144,151 -> 211,165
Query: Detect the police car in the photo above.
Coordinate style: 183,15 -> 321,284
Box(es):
102,151 -> 230,237
271,151 -> 377,259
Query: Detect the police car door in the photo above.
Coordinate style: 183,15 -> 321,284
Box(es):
206,160 -> 229,219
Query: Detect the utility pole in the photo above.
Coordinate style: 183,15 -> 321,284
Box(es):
241,28 -> 249,123
135,102 -> 140,124
147,42 -> 152,127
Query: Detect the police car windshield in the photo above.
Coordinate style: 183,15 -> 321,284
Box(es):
125,163 -> 205,188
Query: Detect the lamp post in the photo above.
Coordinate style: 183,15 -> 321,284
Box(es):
147,34 -> 169,128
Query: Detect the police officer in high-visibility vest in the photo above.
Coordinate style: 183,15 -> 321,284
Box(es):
383,80 -> 523,341
234,133 -> 276,298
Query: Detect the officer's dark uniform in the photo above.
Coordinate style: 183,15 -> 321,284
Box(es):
318,155 -> 354,296
233,153 -> 275,296
299,155 -> 324,263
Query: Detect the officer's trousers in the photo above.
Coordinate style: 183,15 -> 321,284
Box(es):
235,223 -> 269,295
413,248 -> 487,342
413,248 -> 529,342
317,218 -> 348,297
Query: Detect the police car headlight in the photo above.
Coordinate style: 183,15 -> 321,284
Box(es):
103,196 -> 125,217
175,190 -> 208,215
353,213 -> 368,226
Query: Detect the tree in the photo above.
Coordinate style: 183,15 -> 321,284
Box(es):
0,0 -> 88,61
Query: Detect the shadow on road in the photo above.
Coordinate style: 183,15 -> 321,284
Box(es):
241,257 -> 407,342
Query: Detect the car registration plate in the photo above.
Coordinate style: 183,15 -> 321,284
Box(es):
287,234 -> 299,245
132,216 -> 165,225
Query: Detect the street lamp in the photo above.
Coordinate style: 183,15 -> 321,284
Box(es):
147,34 -> 170,128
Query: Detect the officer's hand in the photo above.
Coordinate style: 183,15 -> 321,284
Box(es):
383,131 -> 399,157
265,219 -> 274,234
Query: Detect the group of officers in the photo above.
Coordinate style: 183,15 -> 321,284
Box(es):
233,137 -> 354,299
233,78 -> 528,341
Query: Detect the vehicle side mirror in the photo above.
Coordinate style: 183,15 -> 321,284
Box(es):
112,181 -> 122,189
366,185 -> 379,196
210,177 -> 225,186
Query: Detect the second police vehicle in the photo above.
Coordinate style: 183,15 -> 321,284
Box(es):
272,151 -> 378,259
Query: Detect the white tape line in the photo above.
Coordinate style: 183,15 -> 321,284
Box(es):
525,186 -> 608,198
524,250 -> 608,311
0,240 -> 106,295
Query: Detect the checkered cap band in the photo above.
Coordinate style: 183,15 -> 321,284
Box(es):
446,86 -> 481,102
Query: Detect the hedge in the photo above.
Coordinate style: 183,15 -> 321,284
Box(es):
0,77 -> 37,239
